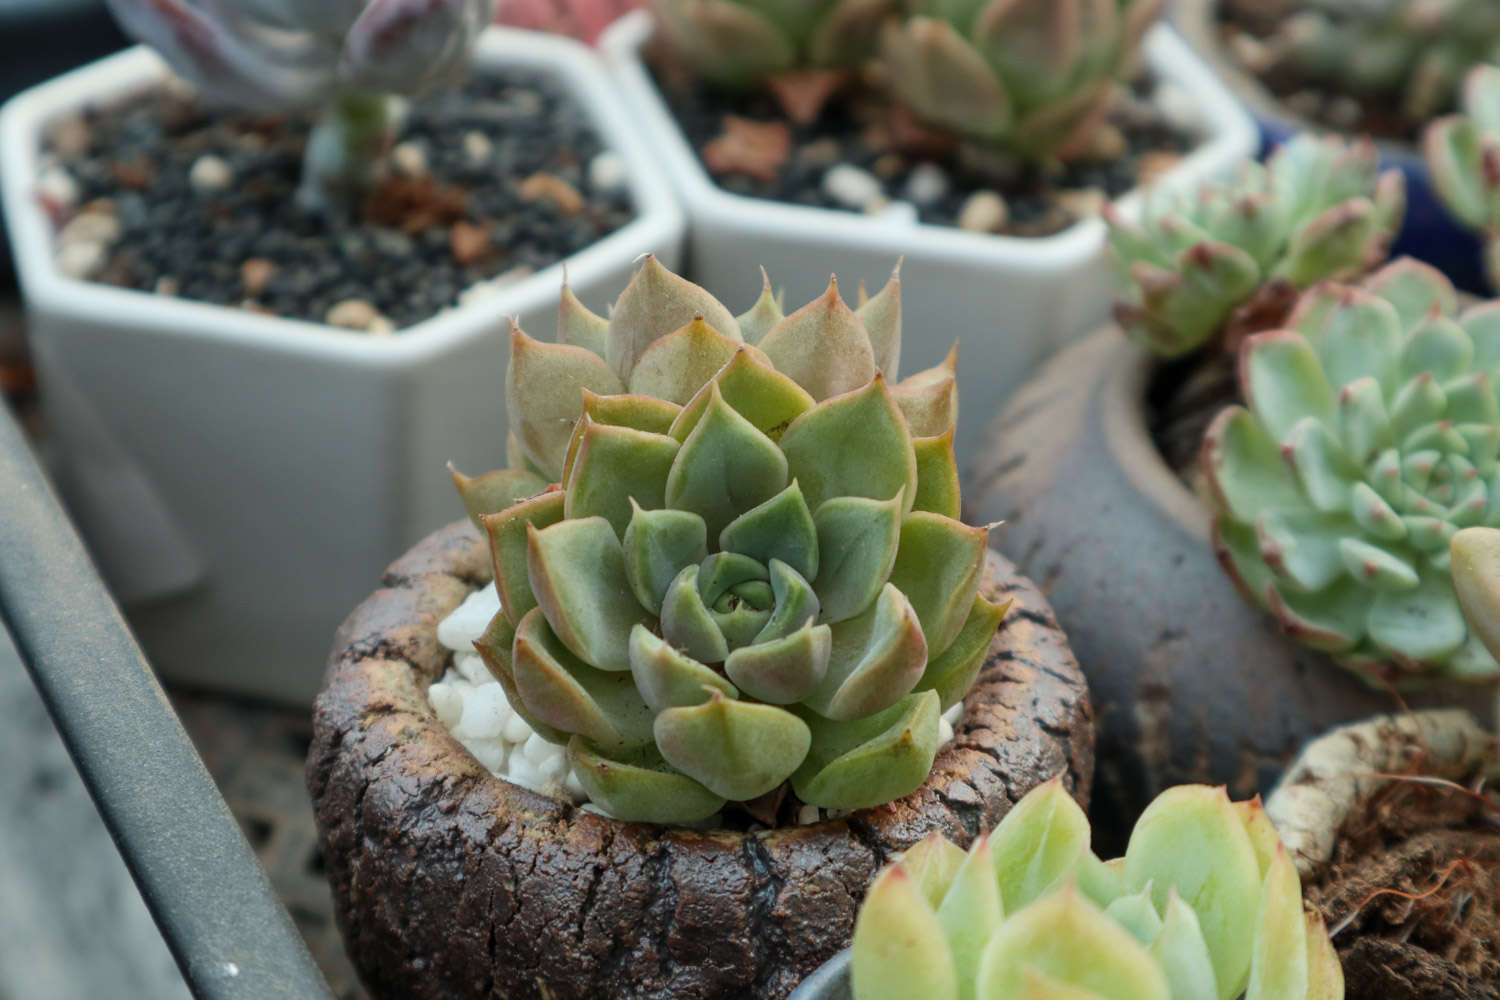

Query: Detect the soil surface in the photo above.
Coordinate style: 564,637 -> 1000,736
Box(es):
42,68 -> 633,331
1216,0 -> 1440,144
648,50 -> 1199,239
307,519 -> 1094,1000
1305,779 -> 1500,1000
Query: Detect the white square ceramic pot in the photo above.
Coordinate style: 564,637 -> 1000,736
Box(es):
601,11 -> 1258,472
0,27 -> 686,705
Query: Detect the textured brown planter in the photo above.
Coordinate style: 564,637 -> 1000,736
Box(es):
306,519 -> 1094,1000
970,330 -> 1498,846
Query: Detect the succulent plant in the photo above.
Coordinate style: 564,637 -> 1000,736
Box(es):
850,779 -> 1344,1000
1426,64 -> 1500,291
104,0 -> 495,209
1266,0 -> 1500,130
1451,525 -> 1500,662
455,258 -> 1005,823
1106,135 -> 1406,358
879,0 -> 1167,161
1204,257 -> 1500,687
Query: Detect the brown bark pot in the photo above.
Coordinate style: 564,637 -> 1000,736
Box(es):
306,519 -> 1094,1000
969,330 -> 1498,848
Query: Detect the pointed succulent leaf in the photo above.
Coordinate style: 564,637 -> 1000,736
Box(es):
605,256 -> 740,383
857,265 -> 903,380
652,0 -> 796,85
936,835 -> 1005,995
527,518 -> 651,672
510,607 -> 655,747
912,430 -> 962,519
653,691 -> 811,801
807,584 -> 927,720
988,777 -> 1092,914
880,16 -> 1013,143
893,344 -> 959,438
725,620 -> 831,704
791,690 -> 940,809
900,832 -> 968,908
471,608 -> 569,744
812,491 -> 905,623
1303,909 -> 1345,1000
1149,892 -> 1221,1000
567,737 -> 726,824
755,558 -> 822,643
782,376 -> 919,514
558,282 -> 609,357
1246,847 -> 1309,1000
1104,886 -> 1163,945
1231,796 -> 1282,880
1366,573 -> 1467,662
1203,408 -> 1308,523
622,502 -> 708,615
507,325 -> 625,480
580,390 -> 682,435
563,420 -> 679,537
482,489 -> 565,625
758,278 -> 878,401
628,625 -> 736,712
627,317 -> 747,405
1403,314 -> 1475,382
1243,331 -> 1336,443
719,480 -> 819,581
660,565 -> 730,664
735,269 -> 784,346
666,384 -> 789,540
1313,290 -> 1403,396
450,464 -> 547,529
889,513 -> 989,656
851,865 -> 959,1000
917,595 -> 1008,710
1364,258 -> 1456,331
670,347 -> 815,443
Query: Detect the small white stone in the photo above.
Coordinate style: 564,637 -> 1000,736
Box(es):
797,804 -> 820,826
57,210 -> 121,248
563,770 -> 587,802
1153,82 -> 1200,133
903,162 -> 949,206
502,710 -> 534,745
938,717 -> 954,745
325,298 -> 390,332
522,732 -> 553,765
465,738 -> 508,775
37,167 -> 79,211
456,684 -> 511,740
588,151 -> 628,193
958,190 -> 1009,233
56,240 -> 105,279
823,164 -> 885,210
941,700 -> 965,728
391,141 -> 428,179
458,279 -> 503,307
367,315 -> 395,336
428,682 -> 464,729
536,751 -> 568,784
462,130 -> 492,165
189,154 -> 233,193
454,652 -> 491,686
437,585 -> 501,650
507,755 -> 544,792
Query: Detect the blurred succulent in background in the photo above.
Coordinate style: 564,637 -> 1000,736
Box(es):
1205,257 -> 1500,687
1106,134 -> 1405,358
454,259 -> 1006,823
1426,64 -> 1500,292
879,0 -> 1167,162
1266,0 -> 1500,131
105,0 -> 495,210
851,779 -> 1343,1000
498,0 -> 637,44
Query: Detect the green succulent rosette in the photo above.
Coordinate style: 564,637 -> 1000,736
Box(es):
1426,63 -> 1500,290
454,258 -> 1006,824
1205,257 -> 1500,686
1106,135 -> 1405,358
648,0 -> 894,87
850,780 -> 1343,1000
879,0 -> 1166,160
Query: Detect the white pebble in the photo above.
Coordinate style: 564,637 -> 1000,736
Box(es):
325,298 -> 390,332
458,279 -> 504,307
462,130 -> 492,165
942,700 -> 965,728
57,210 -> 121,248
502,710 -> 534,745
797,804 -> 820,826
938,717 -> 955,745
822,164 -> 885,210
903,162 -> 949,206
588,151 -> 628,193
1153,82 -> 1200,133
465,738 -> 508,775
189,154 -> 233,193
507,754 -> 544,793
436,584 -> 502,650
36,167 -> 79,211
56,240 -> 105,279
536,751 -> 568,785
391,141 -> 428,179
958,190 -> 1009,233
522,732 -> 553,764
564,770 -> 587,802
454,651 -> 491,686
454,683 -> 511,741
428,682 -> 464,729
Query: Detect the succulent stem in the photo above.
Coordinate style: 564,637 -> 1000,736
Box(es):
297,90 -> 397,214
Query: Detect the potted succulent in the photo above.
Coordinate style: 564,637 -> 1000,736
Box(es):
793,777 -> 1344,999
1426,63 -> 1500,293
307,260 -> 1096,999
1174,0 -> 1498,292
600,1 -> 1257,469
0,0 -> 684,704
1266,707 -> 1499,999
971,135 -> 1500,843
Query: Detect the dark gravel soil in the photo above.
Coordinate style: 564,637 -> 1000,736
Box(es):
651,59 -> 1199,238
44,68 -> 634,331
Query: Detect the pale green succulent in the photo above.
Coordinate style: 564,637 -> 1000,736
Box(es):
879,0 -> 1166,160
454,258 -> 1006,823
1426,64 -> 1500,290
1205,257 -> 1500,687
1269,0 -> 1500,129
1106,134 -> 1405,358
1451,526 -> 1500,664
850,779 -> 1344,1000
648,0 -> 894,88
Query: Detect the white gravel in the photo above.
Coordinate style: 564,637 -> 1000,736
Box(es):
822,164 -> 885,211
430,584 -> 968,820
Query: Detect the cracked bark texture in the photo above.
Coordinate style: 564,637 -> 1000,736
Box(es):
307,519 -> 1093,1000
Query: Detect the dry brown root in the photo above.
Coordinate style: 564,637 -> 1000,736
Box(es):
1265,710 -> 1500,877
